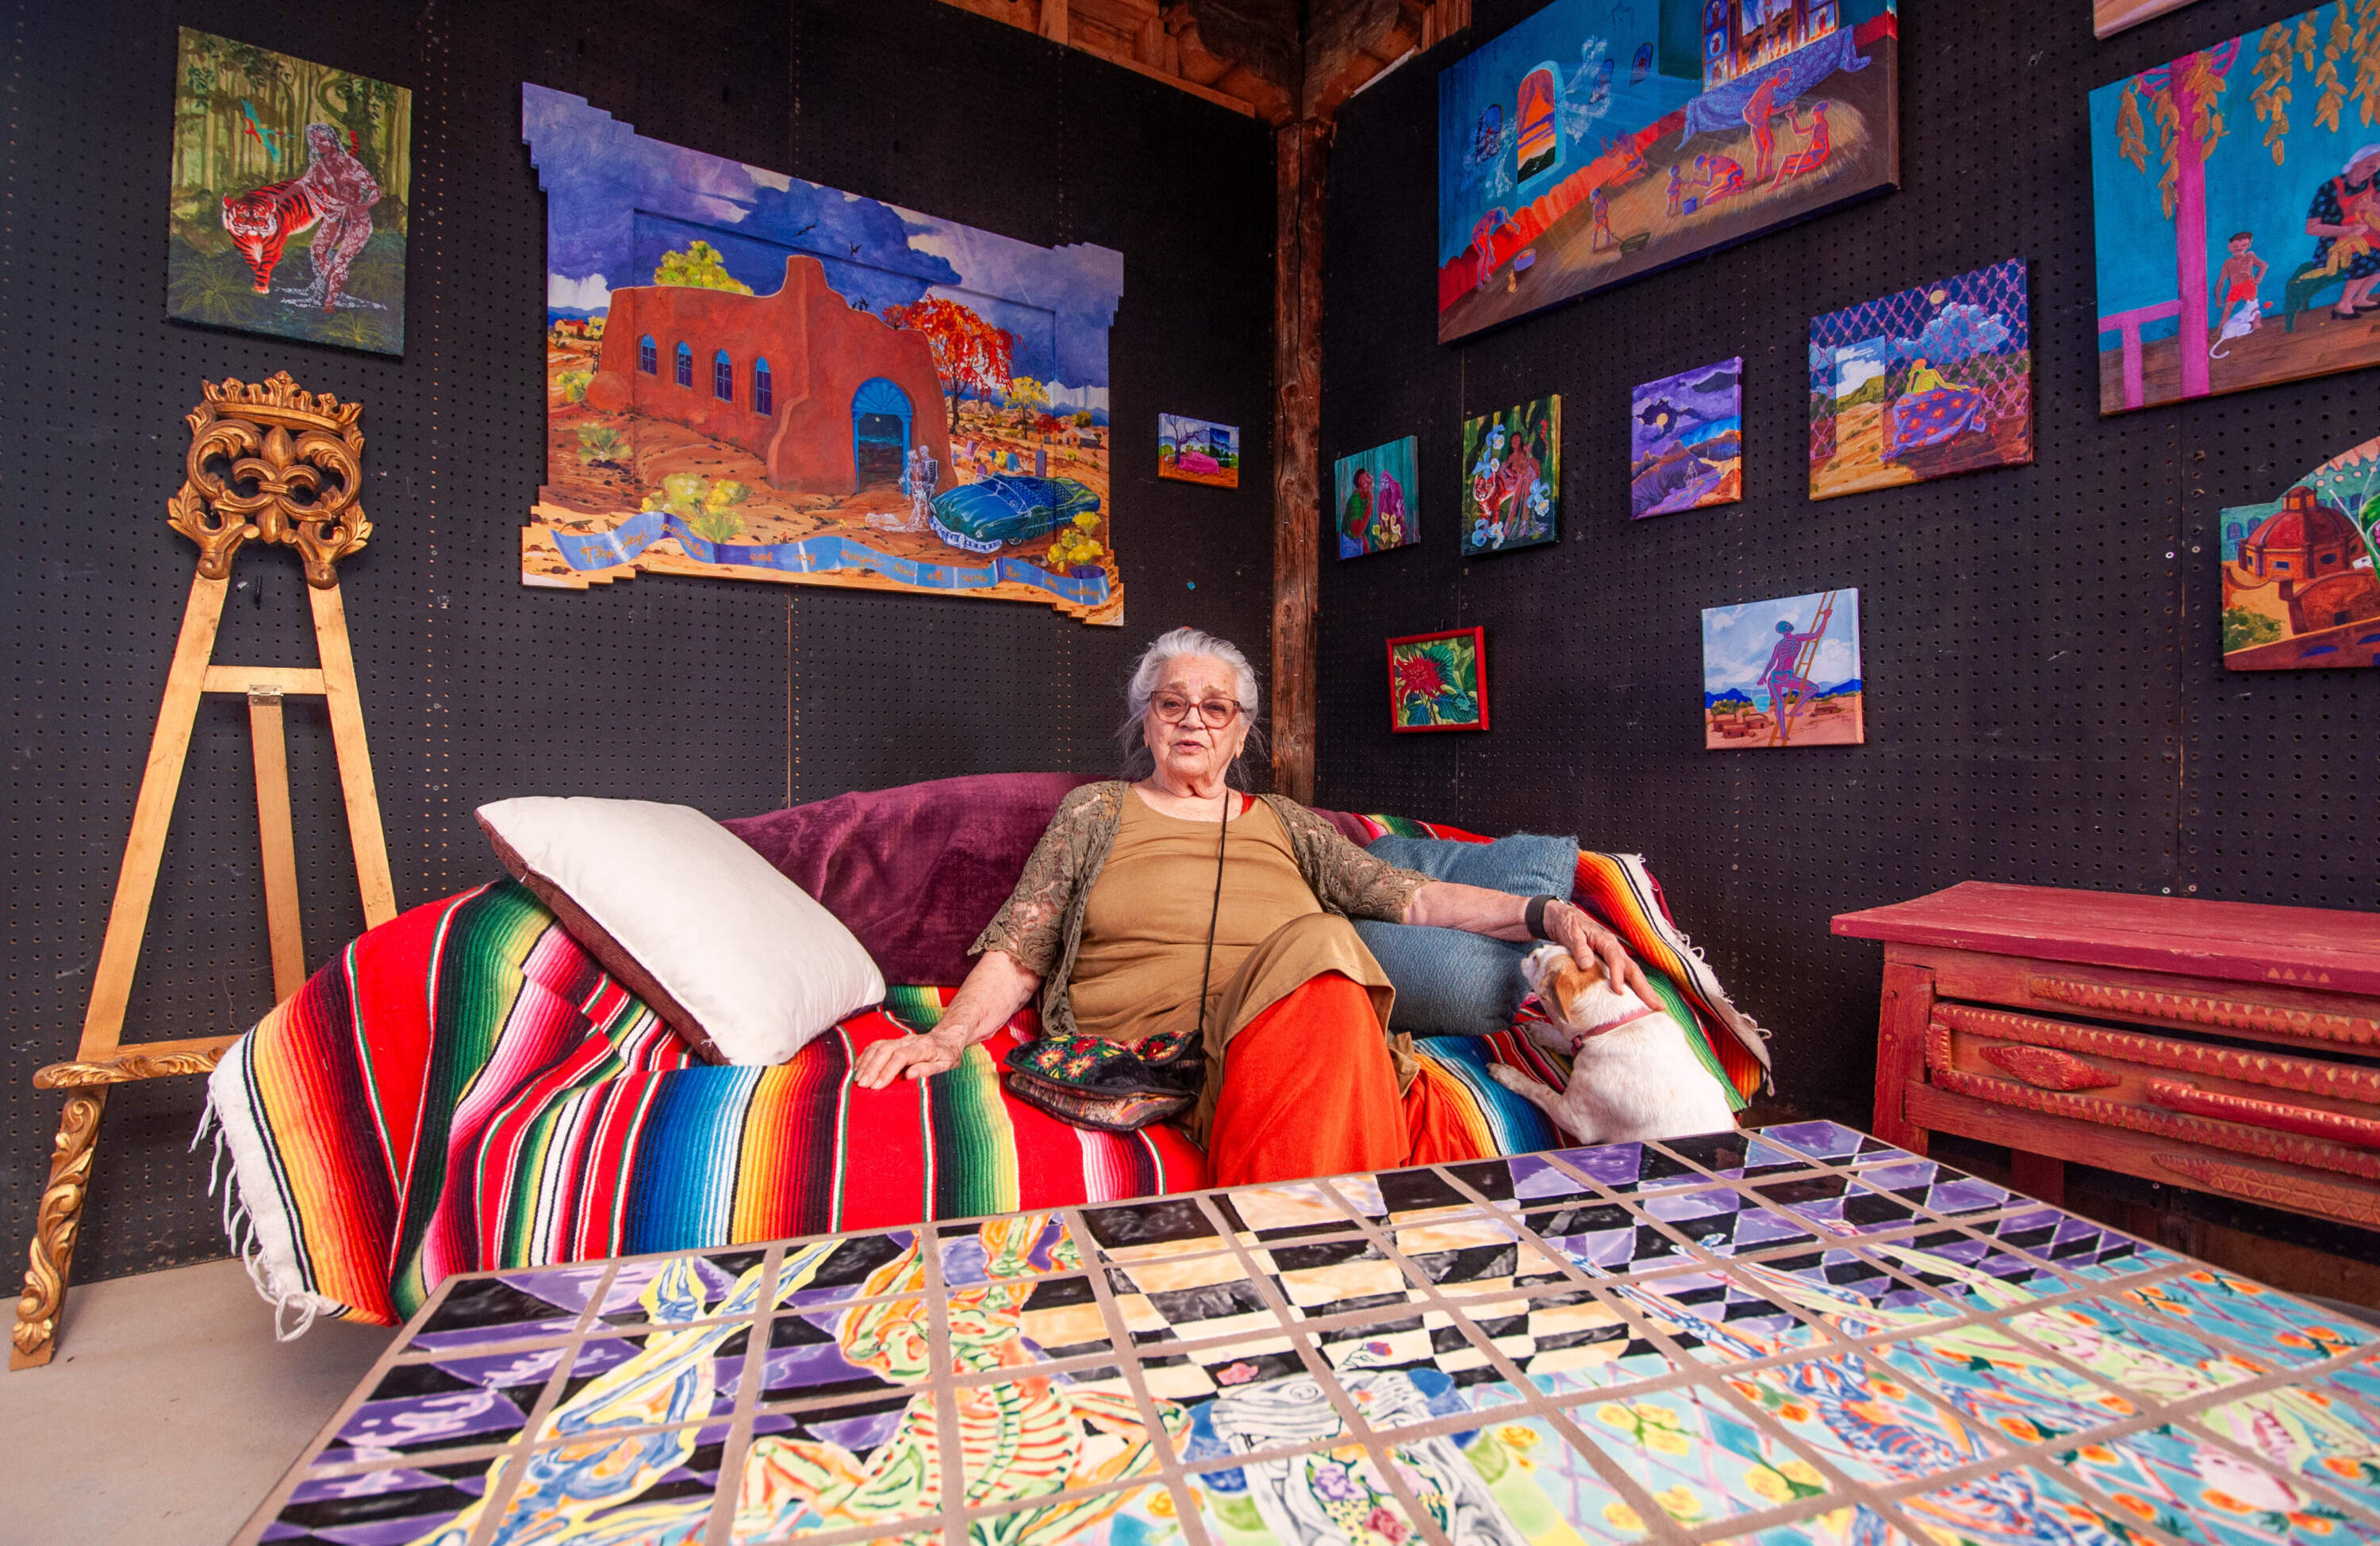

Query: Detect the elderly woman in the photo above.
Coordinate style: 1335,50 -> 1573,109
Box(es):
854,627 -> 1652,1185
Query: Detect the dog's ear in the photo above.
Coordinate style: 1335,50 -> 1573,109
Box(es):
1543,951 -> 1605,1022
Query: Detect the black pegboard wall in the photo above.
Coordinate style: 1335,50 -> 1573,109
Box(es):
1315,0 -> 2374,1128
5,0 -> 1276,1280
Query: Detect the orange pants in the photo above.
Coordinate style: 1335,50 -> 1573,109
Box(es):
1207,972 -> 1486,1187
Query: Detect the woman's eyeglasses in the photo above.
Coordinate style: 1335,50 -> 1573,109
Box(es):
1151,694 -> 1242,727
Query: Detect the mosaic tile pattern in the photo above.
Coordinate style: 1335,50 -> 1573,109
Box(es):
245,1130 -> 2380,1546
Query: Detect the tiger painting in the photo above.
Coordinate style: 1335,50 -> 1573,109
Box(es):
220,123 -> 380,312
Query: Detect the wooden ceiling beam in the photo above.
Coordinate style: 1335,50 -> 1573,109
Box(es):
923,0 -> 1297,123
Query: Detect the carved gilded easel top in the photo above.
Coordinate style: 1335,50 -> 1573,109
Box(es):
167,370 -> 372,587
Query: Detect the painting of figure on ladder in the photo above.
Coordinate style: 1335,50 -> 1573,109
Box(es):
1702,590 -> 1864,747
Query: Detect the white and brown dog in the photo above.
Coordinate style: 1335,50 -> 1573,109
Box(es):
1488,943 -> 1736,1144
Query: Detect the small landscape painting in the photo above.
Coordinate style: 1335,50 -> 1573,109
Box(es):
1461,396 -> 1560,556
2091,3 -> 2380,413
521,86 -> 1124,623
2094,0 -> 2202,38
1159,415 -> 1239,488
2219,434 -> 2380,669
1808,259 -> 2032,501
1436,0 -> 1900,343
167,29 -> 411,355
1632,358 -> 1743,518
1702,589 -> 1864,748
1334,436 -> 1420,558
1388,627 -> 1488,732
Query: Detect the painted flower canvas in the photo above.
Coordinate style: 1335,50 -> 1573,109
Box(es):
1461,397 -> 1560,555
1334,436 -> 1419,558
1388,627 -> 1488,732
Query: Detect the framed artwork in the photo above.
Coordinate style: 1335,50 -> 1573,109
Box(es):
2091,5 -> 2380,413
1632,358 -> 1743,518
1435,0 -> 1898,344
1808,259 -> 2033,500
1158,415 -> 1239,488
2094,0 -> 2202,39
1387,627 -> 1488,732
1461,396 -> 1560,555
2220,434 -> 2380,669
167,29 -> 411,355
1702,590 -> 1864,748
1334,436 -> 1420,557
520,87 -> 1125,624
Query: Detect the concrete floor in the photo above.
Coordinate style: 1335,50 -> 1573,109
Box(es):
0,1258 -> 391,1546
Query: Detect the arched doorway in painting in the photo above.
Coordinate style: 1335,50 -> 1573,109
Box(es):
850,378 -> 913,488
1516,65 -> 1561,183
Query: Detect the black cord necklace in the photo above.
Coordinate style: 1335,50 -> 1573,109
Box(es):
1192,781 -> 1230,1049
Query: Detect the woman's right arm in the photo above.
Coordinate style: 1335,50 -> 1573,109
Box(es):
852,949 -> 1041,1088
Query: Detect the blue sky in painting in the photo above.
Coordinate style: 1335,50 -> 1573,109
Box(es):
2090,5 -> 2380,343
1702,590 -> 1861,707
524,84 -> 1121,398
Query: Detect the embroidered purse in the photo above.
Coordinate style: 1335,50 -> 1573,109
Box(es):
1004,785 -> 1234,1134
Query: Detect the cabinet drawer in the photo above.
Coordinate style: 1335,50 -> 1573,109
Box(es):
1925,1001 -> 2380,1183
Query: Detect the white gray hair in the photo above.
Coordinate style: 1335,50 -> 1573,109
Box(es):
1117,627 -> 1265,782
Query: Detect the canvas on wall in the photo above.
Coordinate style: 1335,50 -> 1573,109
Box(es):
1808,259 -> 2033,501
1334,436 -> 1420,557
1158,415 -> 1240,489
2091,4 -> 2380,414
1388,627 -> 1488,731
2094,0 -> 2202,39
2220,435 -> 2380,669
1436,0 -> 1898,345
1702,590 -> 1863,747
520,86 -> 1125,624
1632,358 -> 1742,517
167,29 -> 410,355
1461,397 -> 1561,556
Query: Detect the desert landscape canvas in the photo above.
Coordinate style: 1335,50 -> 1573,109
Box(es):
1158,415 -> 1239,488
1632,358 -> 1742,517
1702,589 -> 1864,747
520,86 -> 1124,623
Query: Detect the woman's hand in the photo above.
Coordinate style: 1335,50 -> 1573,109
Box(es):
1545,900 -> 1656,1005
853,1024 -> 974,1088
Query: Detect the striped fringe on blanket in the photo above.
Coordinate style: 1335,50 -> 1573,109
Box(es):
206,879 -> 1576,1329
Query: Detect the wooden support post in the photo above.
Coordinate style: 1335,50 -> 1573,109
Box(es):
1270,117 -> 1327,803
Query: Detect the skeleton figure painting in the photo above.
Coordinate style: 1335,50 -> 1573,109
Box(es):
167,29 -> 410,355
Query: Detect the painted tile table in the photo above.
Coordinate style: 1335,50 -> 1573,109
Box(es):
236,1123 -> 2380,1546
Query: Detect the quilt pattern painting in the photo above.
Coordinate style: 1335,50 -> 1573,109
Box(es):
520,86 -> 1126,623
243,1124 -> 2380,1546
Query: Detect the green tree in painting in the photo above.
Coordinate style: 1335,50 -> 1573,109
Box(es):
1006,377 -> 1050,427
653,240 -> 753,293
2223,607 -> 2285,650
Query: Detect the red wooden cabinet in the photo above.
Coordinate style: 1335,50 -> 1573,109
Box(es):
1833,884 -> 2380,1227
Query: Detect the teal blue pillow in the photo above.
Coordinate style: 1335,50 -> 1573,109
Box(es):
1353,833 -> 1580,1036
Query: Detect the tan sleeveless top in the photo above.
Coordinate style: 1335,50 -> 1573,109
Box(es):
1067,791 -> 1394,1055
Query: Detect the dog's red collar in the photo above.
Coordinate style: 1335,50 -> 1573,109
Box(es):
1565,1003 -> 1663,1053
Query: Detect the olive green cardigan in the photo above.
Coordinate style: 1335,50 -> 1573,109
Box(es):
971,781 -> 1430,1041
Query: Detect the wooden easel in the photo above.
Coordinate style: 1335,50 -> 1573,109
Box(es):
11,373 -> 397,1369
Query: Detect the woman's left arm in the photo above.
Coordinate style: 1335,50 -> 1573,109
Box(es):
1404,883 -> 1655,1003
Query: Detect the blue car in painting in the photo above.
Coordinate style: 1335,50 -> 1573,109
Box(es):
928,475 -> 1100,554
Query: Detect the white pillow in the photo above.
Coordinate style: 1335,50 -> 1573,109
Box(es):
476,796 -> 884,1065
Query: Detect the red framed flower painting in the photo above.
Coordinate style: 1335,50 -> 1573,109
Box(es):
1386,627 -> 1488,732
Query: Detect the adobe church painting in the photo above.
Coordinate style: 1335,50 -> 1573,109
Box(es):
520,86 -> 1125,623
2219,435 -> 2380,670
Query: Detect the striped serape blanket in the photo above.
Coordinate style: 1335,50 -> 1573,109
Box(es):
204,882 -> 1583,1331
